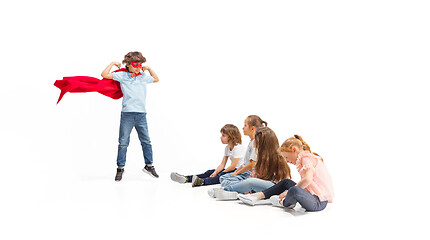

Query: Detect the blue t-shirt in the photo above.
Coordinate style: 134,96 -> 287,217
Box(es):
112,71 -> 154,112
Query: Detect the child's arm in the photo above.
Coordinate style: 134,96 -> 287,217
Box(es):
232,160 -> 255,176
224,157 -> 240,173
234,165 -> 243,174
279,168 -> 313,200
142,66 -> 159,83
296,168 -> 314,189
210,156 -> 228,177
101,62 -> 121,79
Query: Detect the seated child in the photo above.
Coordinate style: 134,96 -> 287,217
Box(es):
170,124 -> 244,187
238,135 -> 334,212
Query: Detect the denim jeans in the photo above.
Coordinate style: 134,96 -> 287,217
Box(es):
219,171 -> 250,187
262,179 -> 328,212
223,177 -> 275,194
116,112 -> 153,167
186,169 -> 236,185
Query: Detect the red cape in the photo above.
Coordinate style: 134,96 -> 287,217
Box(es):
54,68 -> 127,104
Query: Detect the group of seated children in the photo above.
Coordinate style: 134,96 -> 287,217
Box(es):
170,115 -> 334,212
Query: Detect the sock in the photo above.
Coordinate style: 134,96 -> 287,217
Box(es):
245,192 -> 263,200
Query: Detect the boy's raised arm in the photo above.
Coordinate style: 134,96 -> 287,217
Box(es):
143,66 -> 159,82
101,62 -> 121,79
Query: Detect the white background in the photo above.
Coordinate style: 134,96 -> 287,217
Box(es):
1,0 -> 429,239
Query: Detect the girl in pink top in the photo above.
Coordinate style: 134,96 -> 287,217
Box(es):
238,135 -> 334,212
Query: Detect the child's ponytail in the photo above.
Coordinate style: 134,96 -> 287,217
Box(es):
247,115 -> 267,128
282,135 -> 323,161
293,135 -> 310,152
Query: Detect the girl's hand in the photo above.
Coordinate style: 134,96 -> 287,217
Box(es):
210,173 -> 217,178
279,191 -> 287,200
232,171 -> 238,176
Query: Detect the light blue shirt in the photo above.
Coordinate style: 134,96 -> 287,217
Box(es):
112,71 -> 154,112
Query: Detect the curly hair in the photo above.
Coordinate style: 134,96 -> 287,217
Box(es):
122,51 -> 146,65
220,124 -> 242,146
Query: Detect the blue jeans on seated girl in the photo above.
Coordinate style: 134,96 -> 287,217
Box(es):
186,169 -> 235,185
219,171 -> 251,188
262,179 -> 328,212
223,177 -> 275,193
116,112 -> 153,167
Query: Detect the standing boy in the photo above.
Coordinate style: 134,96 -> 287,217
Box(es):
101,51 -> 159,181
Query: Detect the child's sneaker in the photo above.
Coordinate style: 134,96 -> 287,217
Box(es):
191,175 -> 204,187
270,195 -> 296,209
269,195 -> 283,207
115,168 -> 124,181
143,165 -> 159,178
170,172 -> 188,183
208,188 -> 223,198
214,189 -> 238,200
238,194 -> 259,206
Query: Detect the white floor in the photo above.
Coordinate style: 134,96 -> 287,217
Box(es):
2,153 -> 426,239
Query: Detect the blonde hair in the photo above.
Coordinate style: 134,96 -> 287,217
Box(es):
280,135 -> 323,161
254,127 -> 291,181
220,124 -> 242,145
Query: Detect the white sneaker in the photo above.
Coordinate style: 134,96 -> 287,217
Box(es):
238,194 -> 259,206
208,188 -> 223,198
170,172 -> 187,183
270,195 -> 296,209
214,189 -> 238,200
270,195 -> 283,207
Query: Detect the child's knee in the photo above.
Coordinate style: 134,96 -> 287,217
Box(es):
220,180 -> 230,187
220,173 -> 231,181
118,139 -> 129,147
288,186 -> 300,196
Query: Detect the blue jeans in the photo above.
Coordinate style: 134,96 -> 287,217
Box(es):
223,178 -> 275,194
116,112 -> 153,167
219,172 -> 250,187
262,179 -> 328,212
186,169 -> 236,185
